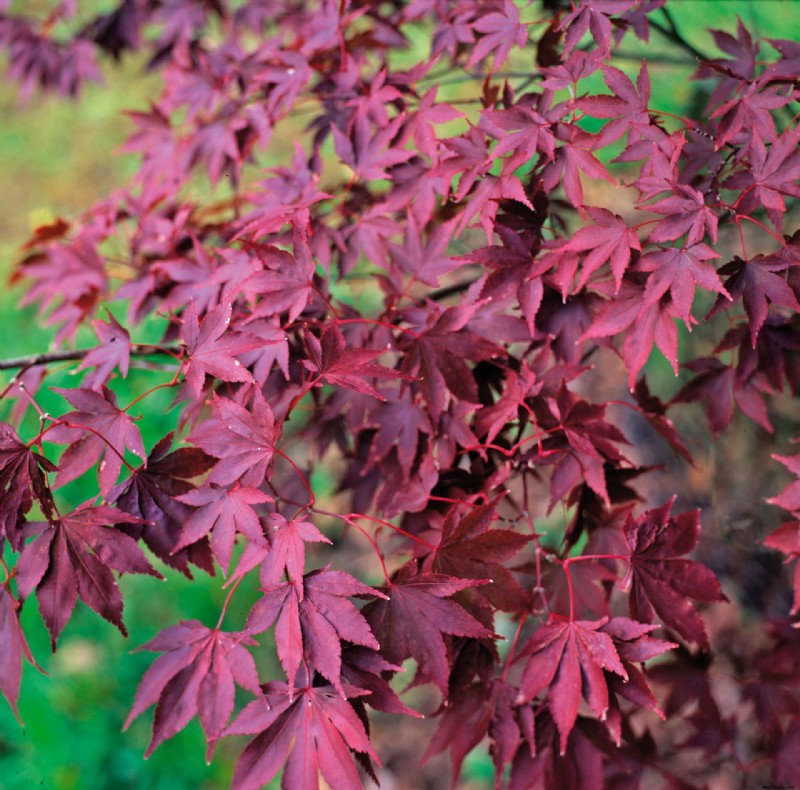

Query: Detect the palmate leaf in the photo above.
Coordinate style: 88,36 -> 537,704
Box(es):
187,390 -> 279,487
77,309 -> 131,390
227,673 -> 377,790
0,587 -> 42,722
623,498 -> 727,650
246,567 -> 384,695
515,617 -> 628,755
109,432 -> 216,577
0,422 -> 56,549
561,206 -> 641,291
639,242 -> 728,325
124,621 -> 261,761
181,300 -> 266,397
302,323 -> 403,402
174,483 -> 272,574
46,386 -> 146,496
362,559 -> 494,695
423,498 -> 531,612
15,504 -> 161,647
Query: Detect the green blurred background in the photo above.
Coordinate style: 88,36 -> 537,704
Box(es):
1,2 -> 798,788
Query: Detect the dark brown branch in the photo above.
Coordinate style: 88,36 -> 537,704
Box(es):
0,344 -> 182,372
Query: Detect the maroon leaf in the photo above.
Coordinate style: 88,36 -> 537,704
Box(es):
181,301 -> 266,396
259,513 -> 330,586
362,559 -> 494,695
515,617 -> 627,754
124,621 -> 261,760
16,504 -> 159,647
174,483 -> 272,573
47,386 -> 146,496
246,567 -> 384,694
0,587 -> 42,722
0,422 -> 56,549
302,323 -> 403,402
402,303 -> 503,417
110,432 -> 216,576
423,499 -> 531,612
187,390 -> 279,487
623,498 -> 727,649
227,675 -> 377,790
77,309 -> 131,390
468,0 -> 528,69
561,206 -> 640,291
639,242 -> 728,324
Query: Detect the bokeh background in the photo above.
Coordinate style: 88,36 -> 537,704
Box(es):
1,2 -> 799,788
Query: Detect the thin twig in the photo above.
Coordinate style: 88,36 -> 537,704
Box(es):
0,344 -> 181,372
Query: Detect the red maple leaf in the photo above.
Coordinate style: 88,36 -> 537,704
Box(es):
246,567 -> 384,694
399,84 -> 462,162
227,673 -> 377,790
481,103 -> 557,171
561,206 -> 641,291
402,303 -> 503,417
366,393 -> 433,477
582,279 -> 682,389
423,679 -> 521,783
422,499 -> 531,612
0,422 -> 56,550
187,390 -> 280,487
712,254 -> 800,346
229,513 -> 331,588
558,0 -> 637,56
124,621 -> 262,760
15,504 -> 161,647
515,616 -> 628,754
639,241 -> 728,324
181,301 -> 266,397
331,114 -> 413,181
468,0 -> 528,69
711,82 -> 792,150
110,432 -> 216,577
340,645 -> 421,717
362,559 -> 494,695
259,513 -> 331,586
577,61 -> 652,143
541,127 -> 616,208
764,455 -> 800,613
241,220 -> 316,324
174,483 -> 272,574
0,587 -> 43,722
46,386 -> 146,496
599,617 -> 676,720
474,363 -> 541,444
77,309 -> 131,390
622,498 -> 727,649
302,323 -> 402,402
673,356 -> 773,435
387,212 -> 460,287
645,183 -> 719,246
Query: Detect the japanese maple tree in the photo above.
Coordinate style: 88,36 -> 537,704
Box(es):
1,1 -> 800,788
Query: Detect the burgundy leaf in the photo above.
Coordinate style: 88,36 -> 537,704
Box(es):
187,390 -> 279,487
47,386 -> 146,496
515,617 -> 627,754
246,567 -> 384,694
228,676 -> 377,790
124,621 -> 261,759
623,499 -> 727,649
181,301 -> 266,396
16,504 -> 158,647
362,559 -> 494,695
